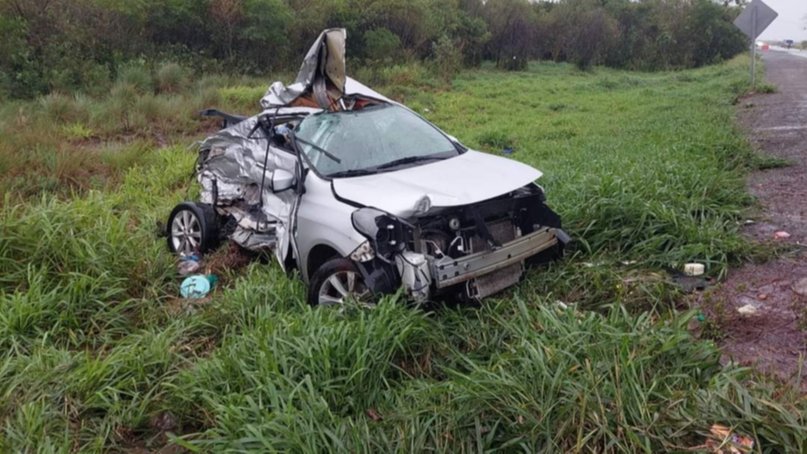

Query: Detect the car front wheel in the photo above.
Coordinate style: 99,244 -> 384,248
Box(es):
308,258 -> 372,307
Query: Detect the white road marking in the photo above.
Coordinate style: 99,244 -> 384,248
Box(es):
755,125 -> 807,131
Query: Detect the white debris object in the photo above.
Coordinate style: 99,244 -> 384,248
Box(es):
774,231 -> 791,240
737,304 -> 758,316
683,263 -> 705,276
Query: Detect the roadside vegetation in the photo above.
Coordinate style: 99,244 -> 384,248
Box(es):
1,0 -> 747,99
2,55 -> 805,451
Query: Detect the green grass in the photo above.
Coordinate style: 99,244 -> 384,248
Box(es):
2,56 -> 805,452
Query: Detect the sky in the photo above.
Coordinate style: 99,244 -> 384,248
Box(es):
756,0 -> 807,41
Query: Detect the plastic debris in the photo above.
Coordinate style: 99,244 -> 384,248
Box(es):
178,254 -> 201,276
502,147 -> 514,155
706,424 -> 755,453
684,263 -> 705,276
737,304 -> 757,316
180,275 -> 211,299
774,231 -> 791,240
696,312 -> 706,322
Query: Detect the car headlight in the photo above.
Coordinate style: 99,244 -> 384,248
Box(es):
351,207 -> 412,261
349,241 -> 375,262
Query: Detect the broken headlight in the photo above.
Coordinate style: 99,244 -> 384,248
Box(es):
349,241 -> 375,262
351,207 -> 412,261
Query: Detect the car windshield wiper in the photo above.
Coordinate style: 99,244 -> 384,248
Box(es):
375,154 -> 448,170
327,168 -> 379,178
292,135 -> 342,164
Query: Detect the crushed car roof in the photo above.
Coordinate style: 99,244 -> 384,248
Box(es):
260,28 -> 391,110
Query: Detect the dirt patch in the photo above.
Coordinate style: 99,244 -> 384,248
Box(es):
203,241 -> 258,281
702,51 -> 807,389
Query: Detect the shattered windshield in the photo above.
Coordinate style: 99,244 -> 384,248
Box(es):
294,104 -> 459,177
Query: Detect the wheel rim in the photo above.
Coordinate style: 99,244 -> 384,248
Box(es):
318,270 -> 371,306
170,209 -> 202,255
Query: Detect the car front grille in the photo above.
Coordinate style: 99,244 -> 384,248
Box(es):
469,218 -> 517,253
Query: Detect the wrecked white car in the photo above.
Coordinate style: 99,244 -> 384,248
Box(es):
167,29 -> 569,306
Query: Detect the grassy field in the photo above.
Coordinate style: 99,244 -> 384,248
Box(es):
2,58 -> 806,452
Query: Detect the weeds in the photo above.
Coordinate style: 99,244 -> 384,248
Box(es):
1,57 -> 805,452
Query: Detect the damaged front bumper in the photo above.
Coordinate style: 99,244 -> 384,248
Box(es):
432,227 -> 563,288
358,226 -> 569,303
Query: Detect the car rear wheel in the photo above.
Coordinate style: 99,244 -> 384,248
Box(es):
308,258 -> 372,307
167,202 -> 218,255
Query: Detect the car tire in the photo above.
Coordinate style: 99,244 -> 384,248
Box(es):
167,202 -> 219,255
308,257 -> 372,307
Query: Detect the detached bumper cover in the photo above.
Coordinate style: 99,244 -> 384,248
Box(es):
432,227 -> 566,288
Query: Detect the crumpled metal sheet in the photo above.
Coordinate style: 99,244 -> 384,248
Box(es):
296,28 -> 346,91
260,28 -> 346,109
261,77 -> 391,108
259,28 -> 390,109
196,107 -> 318,262
231,225 -> 276,251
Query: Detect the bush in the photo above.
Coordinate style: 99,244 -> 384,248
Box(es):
80,64 -> 113,97
39,93 -> 88,124
116,62 -> 153,94
363,28 -> 402,61
155,62 -> 189,93
432,35 -> 462,83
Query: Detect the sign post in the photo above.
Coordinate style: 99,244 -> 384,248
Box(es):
733,0 -> 778,89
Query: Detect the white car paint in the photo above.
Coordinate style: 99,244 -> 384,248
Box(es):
331,150 -> 542,217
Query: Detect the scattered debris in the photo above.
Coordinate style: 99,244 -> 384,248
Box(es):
502,147 -> 514,155
620,260 -> 637,266
737,304 -> 758,316
555,300 -> 569,310
180,275 -> 212,299
684,263 -> 705,276
705,424 -> 755,453
792,277 -> 807,297
178,254 -> 201,276
774,230 -> 791,240
757,293 -> 768,300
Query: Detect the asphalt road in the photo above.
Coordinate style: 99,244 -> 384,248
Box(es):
706,50 -> 807,389
766,45 -> 807,59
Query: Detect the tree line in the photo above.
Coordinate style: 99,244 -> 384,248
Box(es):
0,0 -> 748,99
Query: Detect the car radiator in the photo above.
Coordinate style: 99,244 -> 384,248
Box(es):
467,219 -> 523,299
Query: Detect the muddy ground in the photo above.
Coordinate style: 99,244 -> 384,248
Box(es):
702,50 -> 807,389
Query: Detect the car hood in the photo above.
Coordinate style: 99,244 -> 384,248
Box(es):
331,150 -> 542,217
